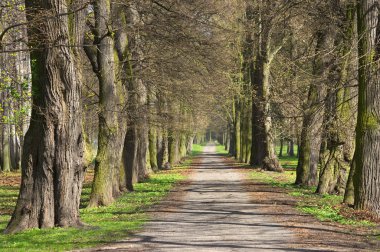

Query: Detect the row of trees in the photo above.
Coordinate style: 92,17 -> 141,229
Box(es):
223,0 -> 380,218
0,0 -> 234,233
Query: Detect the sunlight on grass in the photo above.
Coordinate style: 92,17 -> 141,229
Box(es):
249,170 -> 375,227
0,156 -> 210,251
190,144 -> 204,156
216,144 -> 228,155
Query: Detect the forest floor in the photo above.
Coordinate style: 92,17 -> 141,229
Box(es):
82,145 -> 380,252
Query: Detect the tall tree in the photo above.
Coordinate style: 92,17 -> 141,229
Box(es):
5,0 -> 86,233
316,2 -> 356,195
353,0 -> 380,217
296,3 -> 337,186
123,2 -> 149,191
84,0 -> 124,207
249,1 -> 285,172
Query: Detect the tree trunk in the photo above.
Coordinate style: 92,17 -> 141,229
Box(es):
353,0 -> 380,217
288,139 -> 295,157
122,3 -> 149,191
316,3 -> 356,195
2,100 -> 11,172
87,0 -> 122,207
235,100 -> 241,160
179,134 -> 187,159
5,0 -> 85,234
296,29 -> 334,186
279,139 -> 284,158
149,127 -> 158,171
169,130 -> 179,165
250,42 -> 283,172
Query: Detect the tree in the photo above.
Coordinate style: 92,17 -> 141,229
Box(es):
353,0 -> 380,217
296,2 -> 337,186
4,0 -> 86,234
316,2 -> 356,195
249,0 -> 290,172
84,0 -> 125,207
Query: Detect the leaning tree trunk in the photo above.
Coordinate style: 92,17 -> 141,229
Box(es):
353,0 -> 380,217
5,0 -> 85,234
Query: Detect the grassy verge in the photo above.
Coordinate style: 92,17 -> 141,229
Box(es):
215,144 -> 228,155
249,155 -> 376,227
0,146 -> 202,251
190,144 -> 204,156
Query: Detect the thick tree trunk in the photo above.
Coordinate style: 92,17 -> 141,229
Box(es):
250,50 -> 283,172
179,134 -> 187,159
296,29 -> 334,186
353,0 -> 380,217
316,4 -> 356,195
87,0 -> 123,207
168,130 -> 179,165
5,0 -> 85,234
122,3 -> 149,191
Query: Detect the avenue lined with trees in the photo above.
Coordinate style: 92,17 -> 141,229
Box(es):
0,0 -> 379,248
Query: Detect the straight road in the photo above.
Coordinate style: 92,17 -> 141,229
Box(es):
88,145 -> 297,251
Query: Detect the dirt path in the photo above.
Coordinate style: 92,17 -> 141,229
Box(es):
87,145 -> 296,251
85,145 -> 379,252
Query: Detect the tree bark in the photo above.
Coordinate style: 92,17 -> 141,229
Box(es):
120,2 -> 149,191
296,28 -> 335,186
250,33 -> 283,172
316,3 -> 356,195
87,0 -> 122,207
5,0 -> 85,234
2,98 -> 11,172
353,0 -> 380,217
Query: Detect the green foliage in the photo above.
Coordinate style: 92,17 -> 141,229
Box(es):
0,170 -> 187,251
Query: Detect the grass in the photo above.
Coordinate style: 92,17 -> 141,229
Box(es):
215,144 -> 228,155
190,144 -> 204,156
0,145 -> 203,251
249,155 -> 376,227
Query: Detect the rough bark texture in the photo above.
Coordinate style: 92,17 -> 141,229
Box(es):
249,16 -> 283,172
168,130 -> 179,165
149,127 -> 158,171
353,0 -> 380,217
316,4 -> 356,195
5,0 -> 85,234
122,2 -> 149,191
87,0 -> 122,207
296,28 -> 335,186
